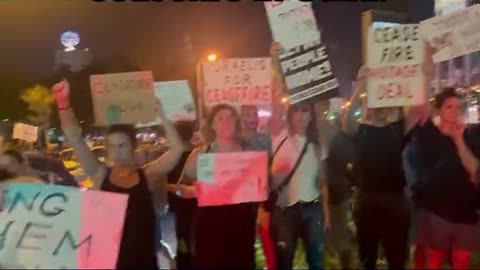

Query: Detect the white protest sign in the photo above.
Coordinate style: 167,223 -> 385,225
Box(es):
154,80 -> 196,121
420,5 -> 480,63
279,39 -> 339,104
0,183 -> 128,269
196,151 -> 268,206
366,24 -> 425,108
12,123 -> 38,143
90,71 -> 157,126
264,0 -> 320,51
202,58 -> 272,107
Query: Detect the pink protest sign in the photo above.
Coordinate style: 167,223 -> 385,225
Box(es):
196,151 -> 268,207
0,183 -> 128,269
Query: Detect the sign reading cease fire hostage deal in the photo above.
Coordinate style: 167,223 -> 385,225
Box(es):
202,58 -> 272,107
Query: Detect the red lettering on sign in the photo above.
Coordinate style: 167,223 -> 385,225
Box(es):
205,85 -> 271,105
377,82 -> 413,100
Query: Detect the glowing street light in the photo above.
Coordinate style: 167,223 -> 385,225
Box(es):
207,53 -> 218,62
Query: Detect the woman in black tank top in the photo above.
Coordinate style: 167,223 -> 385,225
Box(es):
174,104 -> 261,269
53,80 -> 186,269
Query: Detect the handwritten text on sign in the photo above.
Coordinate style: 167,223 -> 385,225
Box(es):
366,25 -> 425,108
0,183 -> 128,269
280,39 -> 339,104
196,152 -> 268,207
154,80 -> 196,121
12,123 -> 38,143
90,71 -> 156,126
421,5 -> 480,63
264,1 -> 320,51
202,58 -> 272,107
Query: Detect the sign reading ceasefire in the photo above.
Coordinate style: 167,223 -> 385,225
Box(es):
366,24 -> 426,108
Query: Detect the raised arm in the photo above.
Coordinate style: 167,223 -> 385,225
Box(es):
270,42 -> 286,138
52,80 -> 105,188
144,101 -> 185,179
403,42 -> 436,133
345,65 -> 367,134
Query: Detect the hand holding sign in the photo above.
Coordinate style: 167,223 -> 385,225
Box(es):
52,80 -> 70,110
270,42 -> 284,58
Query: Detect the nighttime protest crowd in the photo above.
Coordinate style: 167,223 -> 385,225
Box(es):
2,1 -> 480,270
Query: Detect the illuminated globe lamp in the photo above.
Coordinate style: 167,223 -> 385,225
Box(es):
55,30 -> 92,72
60,31 -> 80,52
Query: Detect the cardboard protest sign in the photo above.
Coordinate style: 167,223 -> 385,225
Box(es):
154,80 -> 196,121
279,39 -> 339,104
0,183 -> 128,269
264,1 -> 320,51
196,151 -> 268,207
90,71 -> 156,126
421,5 -> 480,63
366,24 -> 425,108
202,58 -> 272,107
12,123 -> 38,143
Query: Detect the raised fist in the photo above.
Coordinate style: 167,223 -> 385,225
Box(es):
52,80 -> 70,110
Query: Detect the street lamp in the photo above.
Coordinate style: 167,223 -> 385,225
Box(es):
207,53 -> 218,62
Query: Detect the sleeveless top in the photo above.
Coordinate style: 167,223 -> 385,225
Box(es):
167,150 -> 196,213
101,168 -> 159,269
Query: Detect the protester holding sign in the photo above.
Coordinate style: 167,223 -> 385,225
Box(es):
175,104 -> 262,269
52,80 -> 185,269
346,59 -> 429,269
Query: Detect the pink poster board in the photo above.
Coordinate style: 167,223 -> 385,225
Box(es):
196,151 -> 268,207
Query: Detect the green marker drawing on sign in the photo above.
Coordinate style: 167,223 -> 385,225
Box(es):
106,105 -> 122,125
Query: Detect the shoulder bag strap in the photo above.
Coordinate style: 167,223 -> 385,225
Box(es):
275,140 -> 310,194
270,136 -> 288,163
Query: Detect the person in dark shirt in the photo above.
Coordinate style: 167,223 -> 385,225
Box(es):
413,88 -> 480,269
165,120 -> 196,270
347,65 -> 422,270
325,112 -> 355,269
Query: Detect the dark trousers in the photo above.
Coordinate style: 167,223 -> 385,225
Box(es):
194,203 -> 258,269
353,191 -> 410,270
270,200 -> 325,270
174,209 -> 195,270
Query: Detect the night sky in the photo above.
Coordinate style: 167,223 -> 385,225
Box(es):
0,0 -> 433,97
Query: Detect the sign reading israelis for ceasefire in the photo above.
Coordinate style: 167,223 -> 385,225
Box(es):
90,71 -> 157,126
264,0 -> 321,51
202,58 -> 272,107
0,183 -> 128,269
366,24 -> 426,108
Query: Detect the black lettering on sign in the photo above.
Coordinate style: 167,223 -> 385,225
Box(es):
380,45 -> 414,63
52,230 -> 93,257
7,192 -> 41,214
0,221 -> 14,251
16,222 -> 51,251
39,193 -> 68,217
